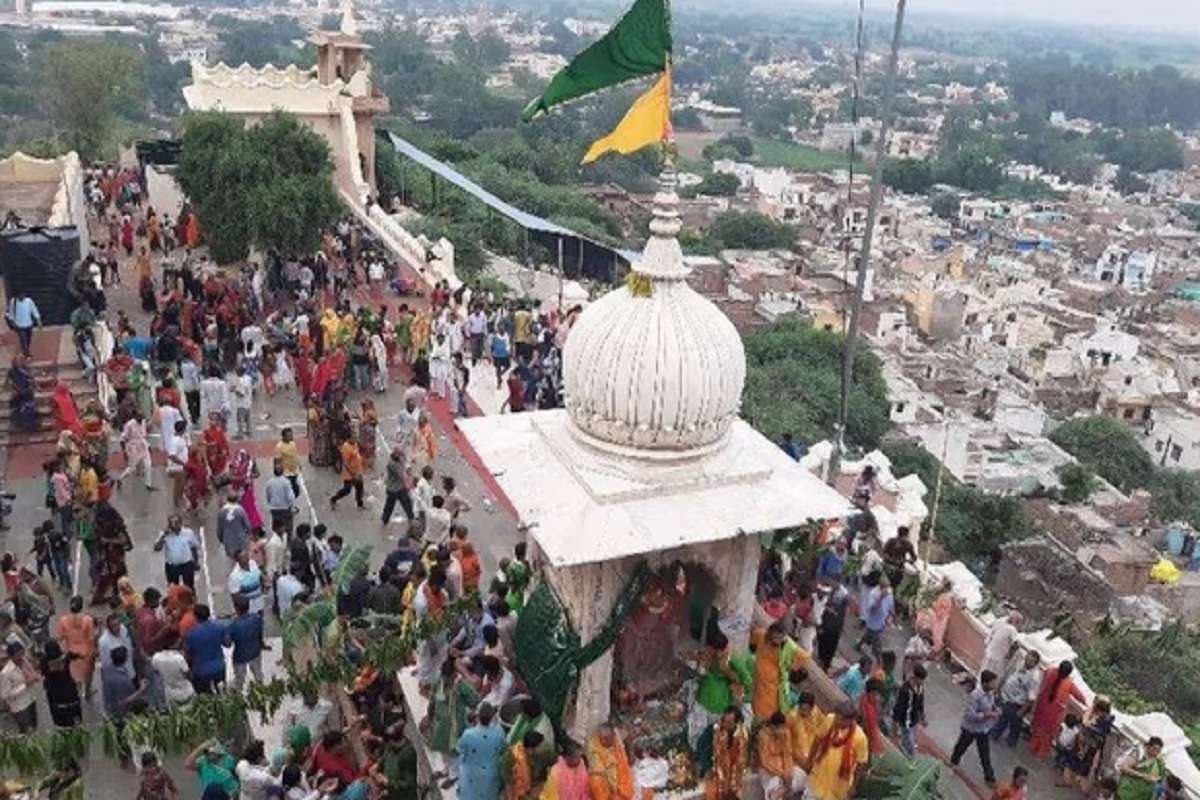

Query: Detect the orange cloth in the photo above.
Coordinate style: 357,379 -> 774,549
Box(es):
587,734 -> 634,800
340,441 -> 363,481
508,743 -> 534,800
705,722 -> 750,800
1030,667 -> 1083,757
751,628 -> 783,720
57,612 -> 96,684
756,724 -> 795,778
787,705 -> 832,766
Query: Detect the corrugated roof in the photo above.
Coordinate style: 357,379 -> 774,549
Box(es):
383,130 -> 638,264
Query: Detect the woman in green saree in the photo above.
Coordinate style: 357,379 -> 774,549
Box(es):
1117,736 -> 1166,800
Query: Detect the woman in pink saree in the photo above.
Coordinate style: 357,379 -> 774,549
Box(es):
229,449 -> 263,531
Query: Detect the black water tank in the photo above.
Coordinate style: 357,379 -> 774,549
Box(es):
0,226 -> 80,325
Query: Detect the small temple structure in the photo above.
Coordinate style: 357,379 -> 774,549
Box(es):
456,164 -> 851,761
182,0 -> 389,206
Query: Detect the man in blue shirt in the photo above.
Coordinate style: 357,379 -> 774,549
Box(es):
837,654 -> 874,703
184,604 -> 228,694
227,595 -> 265,691
856,576 -> 895,656
780,432 -> 807,461
816,541 -> 848,581
6,293 -> 40,357
950,670 -> 1000,785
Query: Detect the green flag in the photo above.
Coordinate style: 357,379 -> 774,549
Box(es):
522,0 -> 671,121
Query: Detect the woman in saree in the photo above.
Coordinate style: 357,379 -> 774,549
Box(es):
408,309 -> 431,364
693,629 -> 753,745
307,398 -> 334,467
1116,736 -> 1166,800
229,449 -> 263,530
203,414 -> 231,482
705,706 -> 750,800
52,381 -> 82,438
7,354 -> 39,433
358,399 -> 378,468
90,501 -> 132,606
1030,660 -> 1085,758
184,439 -> 211,512
426,658 -> 480,758
78,402 -> 110,467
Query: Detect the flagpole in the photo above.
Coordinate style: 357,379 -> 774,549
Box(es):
827,0 -> 908,485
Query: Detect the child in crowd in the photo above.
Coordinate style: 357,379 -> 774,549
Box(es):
1054,714 -> 1082,769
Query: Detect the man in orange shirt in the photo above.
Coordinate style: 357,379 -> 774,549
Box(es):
756,712 -> 805,800
330,439 -> 366,510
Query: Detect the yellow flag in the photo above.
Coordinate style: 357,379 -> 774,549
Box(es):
582,70 -> 672,164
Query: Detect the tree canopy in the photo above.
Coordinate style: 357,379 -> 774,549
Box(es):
177,111 -> 342,263
1048,416 -> 1156,493
742,318 -> 891,451
43,41 -> 143,160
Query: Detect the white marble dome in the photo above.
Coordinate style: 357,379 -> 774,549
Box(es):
562,170 -> 746,456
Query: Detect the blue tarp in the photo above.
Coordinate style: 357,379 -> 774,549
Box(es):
382,130 -> 636,281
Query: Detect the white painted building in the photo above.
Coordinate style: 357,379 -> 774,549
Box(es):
1144,404 -> 1200,470
1093,244 -> 1158,292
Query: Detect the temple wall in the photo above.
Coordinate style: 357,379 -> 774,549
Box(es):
543,534 -> 763,741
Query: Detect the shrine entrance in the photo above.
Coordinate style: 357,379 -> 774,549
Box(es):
610,561 -> 721,753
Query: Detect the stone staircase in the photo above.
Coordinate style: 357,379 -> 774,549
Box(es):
0,358 -> 96,447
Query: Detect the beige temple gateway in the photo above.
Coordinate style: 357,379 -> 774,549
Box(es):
458,167 -> 851,743
182,0 -> 389,206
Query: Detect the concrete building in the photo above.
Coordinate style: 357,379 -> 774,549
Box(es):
1093,244 -> 1158,292
182,1 -> 389,206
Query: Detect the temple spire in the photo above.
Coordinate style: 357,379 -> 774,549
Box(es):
637,153 -> 689,281
340,0 -> 359,38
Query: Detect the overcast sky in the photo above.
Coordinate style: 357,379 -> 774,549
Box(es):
905,0 -> 1200,34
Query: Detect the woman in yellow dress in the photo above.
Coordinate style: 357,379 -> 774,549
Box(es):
409,309 -> 432,364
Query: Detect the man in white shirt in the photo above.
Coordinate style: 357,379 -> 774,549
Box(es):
98,614 -> 135,679
158,401 -> 184,445
424,496 -> 452,545
228,550 -> 265,615
981,611 -> 1024,679
164,419 -> 189,510
230,366 -> 254,439
199,370 -> 229,426
151,631 -> 195,708
155,513 -> 199,590
0,641 -> 39,732
395,397 -> 421,450
275,570 -> 305,616
993,650 -> 1042,747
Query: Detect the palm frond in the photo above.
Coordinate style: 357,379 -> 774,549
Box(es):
333,543 -> 373,593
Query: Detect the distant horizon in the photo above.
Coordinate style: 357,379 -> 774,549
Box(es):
671,0 -> 1200,40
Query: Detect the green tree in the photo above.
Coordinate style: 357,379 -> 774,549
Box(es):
930,192 -> 960,220
882,158 -> 934,195
1115,167 -> 1150,195
452,29 -> 511,70
1057,463 -> 1098,504
705,211 -> 794,250
43,41 -> 143,160
177,111 -> 342,263
743,318 -> 891,450
1150,470 -> 1200,529
933,145 -> 1005,192
1049,416 -> 1157,492
694,172 -> 740,197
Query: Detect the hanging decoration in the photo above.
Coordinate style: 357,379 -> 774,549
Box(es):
513,562 -> 652,725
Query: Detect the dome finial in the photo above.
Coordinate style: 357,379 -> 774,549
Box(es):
636,151 -> 688,281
